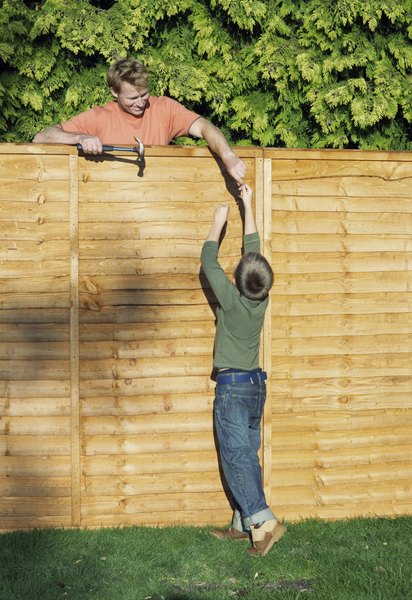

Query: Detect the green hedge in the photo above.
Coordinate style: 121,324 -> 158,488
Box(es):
1,0 -> 411,149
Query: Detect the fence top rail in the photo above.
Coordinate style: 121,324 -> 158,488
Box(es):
1,144 -> 411,161
0,143 -> 263,158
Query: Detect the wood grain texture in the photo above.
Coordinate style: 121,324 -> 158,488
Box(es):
0,144 -> 411,529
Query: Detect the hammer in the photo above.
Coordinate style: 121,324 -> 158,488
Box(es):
77,136 -> 145,169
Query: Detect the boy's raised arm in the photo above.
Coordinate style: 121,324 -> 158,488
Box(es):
239,184 -> 257,235
205,204 -> 230,243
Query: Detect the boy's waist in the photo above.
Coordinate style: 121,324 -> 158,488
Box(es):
216,368 -> 267,384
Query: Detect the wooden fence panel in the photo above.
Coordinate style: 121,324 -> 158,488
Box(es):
267,149 -> 412,521
0,144 -> 411,530
77,147 -> 261,528
0,145 -> 73,530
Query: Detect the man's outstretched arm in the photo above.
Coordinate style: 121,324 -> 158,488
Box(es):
188,117 -> 247,186
33,124 -> 103,154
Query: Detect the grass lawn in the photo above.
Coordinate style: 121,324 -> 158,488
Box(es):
0,516 -> 410,600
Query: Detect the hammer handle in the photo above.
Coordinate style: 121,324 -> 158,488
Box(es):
76,143 -> 135,153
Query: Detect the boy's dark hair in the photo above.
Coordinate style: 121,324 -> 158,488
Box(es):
234,252 -> 274,300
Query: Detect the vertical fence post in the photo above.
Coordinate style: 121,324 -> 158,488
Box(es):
255,155 -> 273,503
69,153 -> 81,526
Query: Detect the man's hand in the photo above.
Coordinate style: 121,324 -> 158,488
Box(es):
77,134 -> 104,155
222,154 -> 247,186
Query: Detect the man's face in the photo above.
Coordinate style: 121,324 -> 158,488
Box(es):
111,81 -> 149,117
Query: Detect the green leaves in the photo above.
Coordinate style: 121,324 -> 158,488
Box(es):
1,0 -> 411,148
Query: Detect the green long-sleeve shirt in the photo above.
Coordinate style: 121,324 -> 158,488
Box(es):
200,232 -> 269,371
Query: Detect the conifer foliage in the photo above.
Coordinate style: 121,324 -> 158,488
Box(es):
0,0 -> 411,148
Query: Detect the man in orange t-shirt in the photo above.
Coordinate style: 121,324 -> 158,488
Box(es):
33,58 -> 247,185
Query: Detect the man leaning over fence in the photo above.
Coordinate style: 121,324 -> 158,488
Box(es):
33,57 -> 247,186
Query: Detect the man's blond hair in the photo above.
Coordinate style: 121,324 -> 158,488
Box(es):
107,58 -> 148,93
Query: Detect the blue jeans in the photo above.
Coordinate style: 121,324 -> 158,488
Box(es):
214,377 -> 275,530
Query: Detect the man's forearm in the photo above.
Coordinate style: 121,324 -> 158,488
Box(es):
188,117 -> 247,184
33,124 -> 80,144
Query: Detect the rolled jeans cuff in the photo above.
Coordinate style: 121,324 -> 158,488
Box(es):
243,507 -> 276,529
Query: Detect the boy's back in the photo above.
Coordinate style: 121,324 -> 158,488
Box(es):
200,231 -> 268,371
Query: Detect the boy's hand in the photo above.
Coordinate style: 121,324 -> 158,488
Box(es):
214,204 -> 229,226
205,204 -> 229,242
239,183 -> 253,208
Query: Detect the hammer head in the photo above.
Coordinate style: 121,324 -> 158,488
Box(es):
134,136 -> 145,167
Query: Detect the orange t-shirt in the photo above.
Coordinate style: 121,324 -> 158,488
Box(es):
61,96 -> 200,145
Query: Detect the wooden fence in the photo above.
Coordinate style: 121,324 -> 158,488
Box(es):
0,143 -> 411,530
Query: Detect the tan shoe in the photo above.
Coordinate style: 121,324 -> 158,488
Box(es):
247,519 -> 287,556
210,527 -> 250,541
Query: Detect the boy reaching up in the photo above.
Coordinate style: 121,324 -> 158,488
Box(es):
200,184 -> 286,556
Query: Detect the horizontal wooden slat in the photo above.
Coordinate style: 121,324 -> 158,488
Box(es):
0,435 -> 71,455
0,341 -> 69,359
79,339 -> 213,361
0,179 -> 69,203
78,156 -> 256,183
0,360 -> 69,379
271,293 -> 411,316
79,320 -> 215,342
80,491 -> 229,515
82,431 -> 215,455
272,353 -> 411,377
82,450 -> 220,476
0,397 -> 70,416
0,222 -> 69,241
273,233 -> 412,252
0,497 -> 71,517
271,252 -> 411,274
0,456 -> 71,476
81,393 -> 213,416
0,262 -> 70,278
272,211 -> 411,235
0,476 -> 71,496
0,202 -> 70,222
271,375 -> 411,397
80,508 -> 232,528
78,221 -> 238,240
270,156 -> 412,178
0,417 -> 70,435
81,472 -> 223,496
274,194 -> 412,213
272,313 -> 412,337
79,356 -> 211,379
0,155 -> 70,180
271,444 -> 412,468
0,240 -> 69,260
82,413 -> 212,435
271,392 -> 410,412
80,181 -> 240,203
79,376 -> 215,397
273,334 -> 412,356
0,380 -> 70,397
